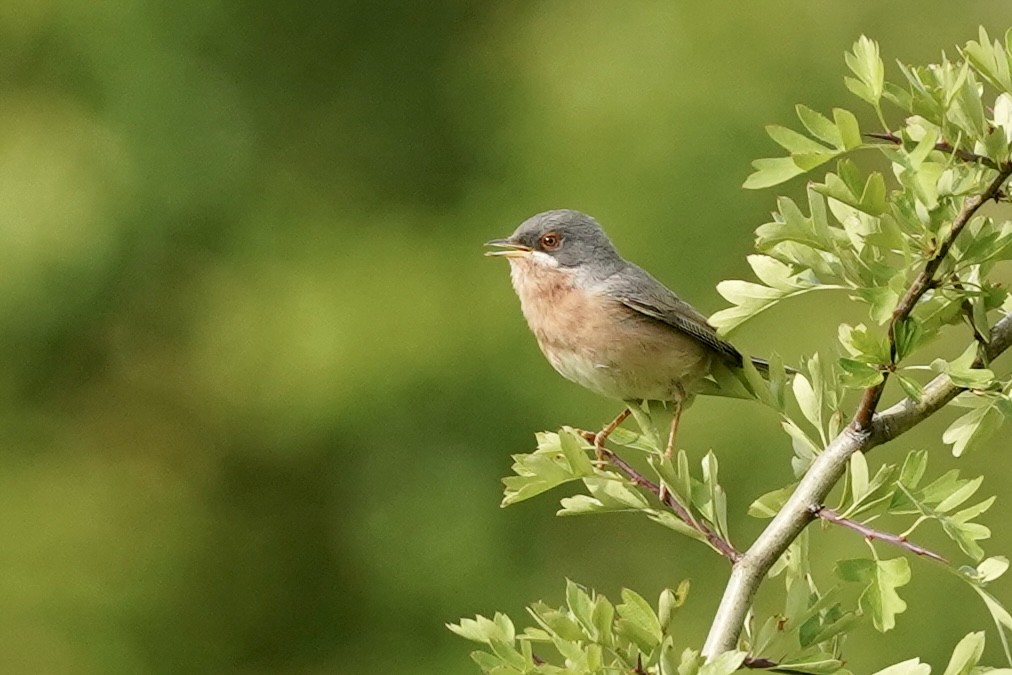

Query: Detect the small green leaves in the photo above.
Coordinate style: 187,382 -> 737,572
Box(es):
836,557 -> 911,632
838,358 -> 883,388
942,631 -> 986,675
749,483 -> 796,518
942,392 -> 1012,457
453,580 -> 697,674
710,256 -> 828,333
962,27 -> 1012,92
931,343 -> 995,389
616,588 -> 663,652
845,36 -> 885,107
975,556 -> 1011,585
448,612 -> 516,644
502,428 -> 594,505
744,105 -> 864,189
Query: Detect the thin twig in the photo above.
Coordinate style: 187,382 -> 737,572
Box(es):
865,131 -> 1001,170
743,656 -> 820,674
600,444 -> 742,563
853,163 -> 1012,430
577,428 -> 740,562
809,505 -> 948,564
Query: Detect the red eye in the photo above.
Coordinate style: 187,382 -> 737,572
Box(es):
540,233 -> 561,250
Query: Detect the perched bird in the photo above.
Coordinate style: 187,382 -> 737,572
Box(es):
485,209 -> 778,459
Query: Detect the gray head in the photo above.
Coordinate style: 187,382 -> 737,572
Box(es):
484,210 -> 624,273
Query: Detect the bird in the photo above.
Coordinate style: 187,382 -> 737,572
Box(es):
485,209 -> 780,460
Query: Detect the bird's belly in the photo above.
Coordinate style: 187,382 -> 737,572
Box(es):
543,329 -> 712,401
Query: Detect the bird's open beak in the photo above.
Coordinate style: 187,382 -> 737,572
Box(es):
483,239 -> 532,258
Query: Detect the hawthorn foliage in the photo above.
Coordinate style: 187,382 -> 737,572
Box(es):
454,30 -> 1012,674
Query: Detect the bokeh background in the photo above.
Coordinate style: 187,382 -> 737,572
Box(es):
4,2 -> 1012,673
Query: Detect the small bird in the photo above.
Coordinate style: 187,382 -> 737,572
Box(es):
485,209 -> 777,459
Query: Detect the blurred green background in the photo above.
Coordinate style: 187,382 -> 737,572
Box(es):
4,2 -> 1012,673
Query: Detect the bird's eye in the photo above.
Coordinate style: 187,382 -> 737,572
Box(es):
539,233 -> 562,250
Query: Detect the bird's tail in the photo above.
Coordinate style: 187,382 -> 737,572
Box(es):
748,356 -> 799,376
697,355 -> 798,400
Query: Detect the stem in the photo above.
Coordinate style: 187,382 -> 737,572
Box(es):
810,505 -> 948,563
864,131 -> 1001,170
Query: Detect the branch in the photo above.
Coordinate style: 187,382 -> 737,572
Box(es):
743,656 -> 820,674
853,164 -> 1012,430
589,439 -> 741,562
701,312 -> 1012,658
809,505 -> 948,564
865,131 -> 1001,171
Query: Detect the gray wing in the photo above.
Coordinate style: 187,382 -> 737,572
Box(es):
603,263 -> 744,365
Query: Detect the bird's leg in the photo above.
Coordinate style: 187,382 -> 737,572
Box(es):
594,408 -> 631,463
664,390 -> 686,460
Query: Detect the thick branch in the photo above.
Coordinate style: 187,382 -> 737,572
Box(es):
853,165 -> 1012,430
701,312 -> 1012,658
810,504 -> 947,564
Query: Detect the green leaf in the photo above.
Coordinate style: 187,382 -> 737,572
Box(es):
942,398 -> 1007,457
858,284 -> 903,325
898,449 -> 928,489
793,373 -> 823,433
744,156 -> 808,189
448,612 -> 517,644
896,374 -> 924,402
963,27 -> 1012,92
977,556 -> 1011,584
712,272 -> 822,334
565,579 -> 596,636
838,358 -> 884,388
893,318 -> 924,362
870,659 -> 930,675
845,36 -> 885,105
936,475 -> 983,513
797,104 -> 844,147
839,323 -> 890,363
488,638 -> 528,670
658,582 -> 688,633
783,418 -> 822,476
616,588 -> 663,652
771,653 -> 848,674
942,631 -> 985,675
502,429 -> 591,505
849,451 -> 870,505
608,426 -> 658,453
950,68 -> 986,139
698,650 -> 748,675
836,557 -> 911,632
971,587 -> 1012,668
559,479 -> 654,515
931,343 -> 995,389
560,426 -> 595,475
834,107 -> 863,150
767,124 -> 836,155
646,510 -> 707,543
749,483 -> 797,518
529,600 -> 585,642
